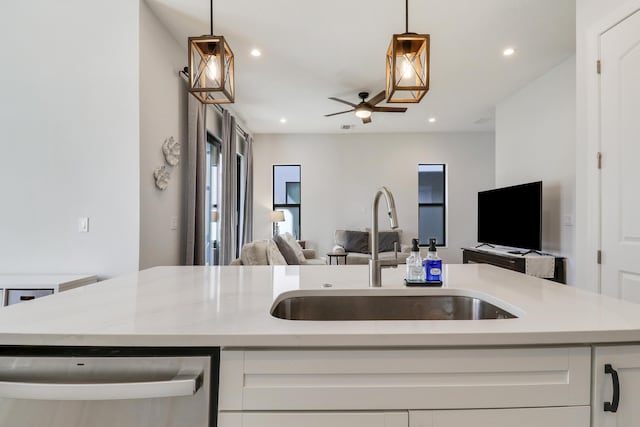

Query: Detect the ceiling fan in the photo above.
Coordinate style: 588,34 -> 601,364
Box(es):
325,91 -> 407,124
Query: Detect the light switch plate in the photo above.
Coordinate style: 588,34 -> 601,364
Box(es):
170,216 -> 178,230
78,217 -> 89,233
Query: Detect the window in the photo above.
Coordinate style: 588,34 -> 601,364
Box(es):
206,133 -> 221,265
273,165 -> 301,239
418,164 -> 446,246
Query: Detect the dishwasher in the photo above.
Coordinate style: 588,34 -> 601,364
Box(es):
0,346 -> 219,427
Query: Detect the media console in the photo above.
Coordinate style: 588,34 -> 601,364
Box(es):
462,248 -> 566,284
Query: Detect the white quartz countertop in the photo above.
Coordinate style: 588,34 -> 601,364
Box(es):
1,264 -> 640,348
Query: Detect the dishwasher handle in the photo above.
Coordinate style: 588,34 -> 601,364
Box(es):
0,373 -> 203,401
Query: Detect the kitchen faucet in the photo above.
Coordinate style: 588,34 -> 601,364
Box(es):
369,187 -> 399,287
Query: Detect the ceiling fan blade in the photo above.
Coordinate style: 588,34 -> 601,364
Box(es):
324,109 -> 354,117
328,97 -> 357,108
362,116 -> 372,124
372,107 -> 408,113
367,91 -> 386,107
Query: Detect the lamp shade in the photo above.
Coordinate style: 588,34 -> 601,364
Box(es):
270,210 -> 285,223
386,33 -> 430,103
189,35 -> 235,104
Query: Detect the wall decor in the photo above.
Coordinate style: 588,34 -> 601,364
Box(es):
162,136 -> 181,166
153,165 -> 171,190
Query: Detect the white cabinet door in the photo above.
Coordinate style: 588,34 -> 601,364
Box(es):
219,412 -> 408,427
600,8 -> 640,302
410,407 -> 589,427
593,345 -> 640,427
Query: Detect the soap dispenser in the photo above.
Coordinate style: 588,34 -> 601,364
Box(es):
406,238 -> 424,282
424,238 -> 442,282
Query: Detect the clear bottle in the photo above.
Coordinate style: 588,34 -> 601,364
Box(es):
424,238 -> 442,281
406,238 -> 425,281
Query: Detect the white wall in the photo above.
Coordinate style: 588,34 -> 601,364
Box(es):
0,0 -> 140,278
575,0 -> 639,292
253,133 -> 495,264
495,56 -> 576,285
139,1 -> 188,269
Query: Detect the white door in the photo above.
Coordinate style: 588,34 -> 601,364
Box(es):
600,9 -> 640,302
593,345 -> 640,427
410,407 -> 589,427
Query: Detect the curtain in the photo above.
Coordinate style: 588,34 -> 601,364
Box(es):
241,135 -> 254,245
219,110 -> 237,265
184,95 -> 207,266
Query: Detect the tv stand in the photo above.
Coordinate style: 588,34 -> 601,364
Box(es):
462,248 -> 566,284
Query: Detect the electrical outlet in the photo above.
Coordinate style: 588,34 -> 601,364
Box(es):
78,217 -> 89,233
170,216 -> 178,230
562,215 -> 574,226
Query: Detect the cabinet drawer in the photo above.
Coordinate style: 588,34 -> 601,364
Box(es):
410,406 -> 590,427
464,251 -> 524,272
6,289 -> 54,306
219,412 -> 407,427
219,347 -> 590,411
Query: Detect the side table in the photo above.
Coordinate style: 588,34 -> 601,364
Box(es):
326,253 -> 348,265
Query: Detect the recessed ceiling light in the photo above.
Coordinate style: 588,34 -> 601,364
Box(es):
503,47 -> 516,57
428,117 -> 437,123
250,48 -> 262,57
279,118 -> 287,123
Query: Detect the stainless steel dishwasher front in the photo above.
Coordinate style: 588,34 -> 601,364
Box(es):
0,348 -> 219,427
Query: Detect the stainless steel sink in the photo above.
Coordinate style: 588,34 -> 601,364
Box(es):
271,292 -> 517,321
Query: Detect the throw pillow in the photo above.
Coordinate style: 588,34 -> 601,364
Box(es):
378,231 -> 400,253
283,232 -> 307,264
273,235 -> 300,265
240,240 -> 269,265
266,239 -> 287,265
342,230 -> 370,254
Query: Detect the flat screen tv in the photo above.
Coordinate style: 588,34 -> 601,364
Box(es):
477,181 -> 542,251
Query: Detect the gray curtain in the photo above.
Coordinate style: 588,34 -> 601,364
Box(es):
219,110 -> 237,265
241,135 -> 254,245
185,95 -> 207,266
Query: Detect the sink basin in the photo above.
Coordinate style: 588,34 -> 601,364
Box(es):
271,290 -> 517,321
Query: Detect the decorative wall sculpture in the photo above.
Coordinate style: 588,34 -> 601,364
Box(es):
162,136 -> 181,166
153,165 -> 171,190
154,136 -> 181,191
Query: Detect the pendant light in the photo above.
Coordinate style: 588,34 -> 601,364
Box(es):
385,0 -> 430,103
188,0 -> 234,104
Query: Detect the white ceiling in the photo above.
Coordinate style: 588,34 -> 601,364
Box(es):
145,0 -> 575,134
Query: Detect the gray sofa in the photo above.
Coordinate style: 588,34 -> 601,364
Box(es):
231,235 -> 325,265
332,229 -> 411,265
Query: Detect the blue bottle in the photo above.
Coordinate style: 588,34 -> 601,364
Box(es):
424,238 -> 442,281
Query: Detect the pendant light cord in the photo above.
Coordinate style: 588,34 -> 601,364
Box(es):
210,0 -> 214,35
405,0 -> 409,33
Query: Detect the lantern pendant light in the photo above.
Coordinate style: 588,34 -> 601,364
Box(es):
385,0 -> 430,103
188,0 -> 234,104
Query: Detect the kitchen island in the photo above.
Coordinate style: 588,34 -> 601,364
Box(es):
0,264 -> 638,426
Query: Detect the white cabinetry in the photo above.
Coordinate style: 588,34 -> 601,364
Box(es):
593,345 -> 640,427
218,347 -> 590,427
0,275 -> 97,306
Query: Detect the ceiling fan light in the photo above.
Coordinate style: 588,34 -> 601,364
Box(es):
355,108 -> 372,119
386,33 -> 430,103
188,35 -> 235,104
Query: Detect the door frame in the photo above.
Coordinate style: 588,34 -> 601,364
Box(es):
579,0 -> 640,294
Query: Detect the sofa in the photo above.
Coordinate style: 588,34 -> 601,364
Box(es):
332,229 -> 411,265
231,233 -> 325,265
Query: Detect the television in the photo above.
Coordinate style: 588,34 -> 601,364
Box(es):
477,181 -> 542,251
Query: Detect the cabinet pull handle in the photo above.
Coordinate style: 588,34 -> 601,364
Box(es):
604,363 -> 620,412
